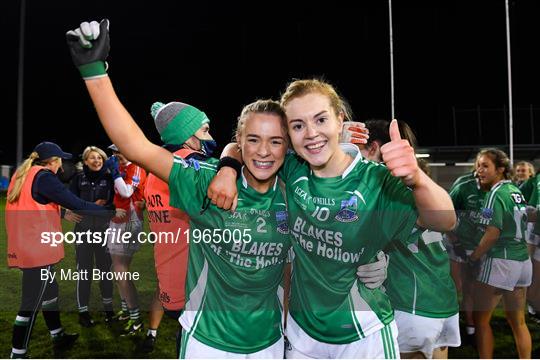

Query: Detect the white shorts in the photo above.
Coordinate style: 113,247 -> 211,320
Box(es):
179,329 -> 284,359
526,223 -> 539,246
534,247 -> 540,262
394,311 -> 460,358
106,211 -> 142,256
285,315 -> 399,359
477,257 -> 532,291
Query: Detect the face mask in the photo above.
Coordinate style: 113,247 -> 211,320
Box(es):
197,137 -> 218,156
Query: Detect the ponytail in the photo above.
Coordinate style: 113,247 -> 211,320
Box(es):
7,152 -> 40,204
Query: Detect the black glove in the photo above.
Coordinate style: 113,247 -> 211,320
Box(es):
66,19 -> 110,79
466,256 -> 482,279
453,239 -> 467,261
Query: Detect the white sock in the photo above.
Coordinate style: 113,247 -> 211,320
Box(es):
147,329 -> 157,337
50,327 -> 64,337
11,348 -> 27,356
466,326 -> 475,335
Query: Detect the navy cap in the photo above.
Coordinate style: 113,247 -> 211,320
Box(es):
33,142 -> 73,160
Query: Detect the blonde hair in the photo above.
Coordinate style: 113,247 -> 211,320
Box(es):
235,99 -> 288,143
82,146 -> 108,162
514,161 -> 535,179
7,153 -> 61,203
280,79 -> 353,121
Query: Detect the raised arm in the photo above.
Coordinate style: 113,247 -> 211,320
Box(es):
66,19 -> 173,182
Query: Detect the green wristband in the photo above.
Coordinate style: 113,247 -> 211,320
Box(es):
78,61 -> 107,79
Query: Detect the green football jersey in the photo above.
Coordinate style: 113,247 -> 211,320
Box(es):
520,174 -> 540,237
168,156 -> 291,353
449,171 -> 476,190
478,180 -> 529,261
385,229 -> 458,318
449,178 -> 485,250
280,150 -> 418,344
520,174 -> 539,207
535,213 -> 540,237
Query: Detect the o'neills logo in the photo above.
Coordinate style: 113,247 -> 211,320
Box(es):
8,253 -> 17,259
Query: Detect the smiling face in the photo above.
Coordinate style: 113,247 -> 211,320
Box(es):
84,150 -> 104,172
238,112 -> 288,193
515,164 -> 531,182
476,154 -> 504,188
285,92 -> 344,171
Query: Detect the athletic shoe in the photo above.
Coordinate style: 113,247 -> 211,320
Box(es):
141,334 -> 156,353
529,312 -> 540,325
113,310 -> 130,322
10,352 -> 30,359
121,319 -> 143,336
78,312 -> 95,328
104,311 -> 116,325
52,332 -> 79,350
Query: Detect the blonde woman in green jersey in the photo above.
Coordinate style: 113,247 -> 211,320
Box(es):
208,79 -> 456,358
470,149 -> 532,359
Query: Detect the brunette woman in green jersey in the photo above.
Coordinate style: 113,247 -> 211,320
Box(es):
470,148 -> 532,359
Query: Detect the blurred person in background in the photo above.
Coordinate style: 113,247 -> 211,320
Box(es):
447,154 -> 486,345
69,145 -> 123,327
343,120 -> 460,358
514,161 -> 535,187
519,169 -> 540,321
141,100 -> 217,354
105,144 -> 147,336
471,149 -> 531,359
6,142 -> 117,358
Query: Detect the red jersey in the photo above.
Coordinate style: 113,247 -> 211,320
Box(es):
112,162 -> 147,223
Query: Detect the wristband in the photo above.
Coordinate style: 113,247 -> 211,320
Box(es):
79,61 -> 107,80
217,156 -> 242,179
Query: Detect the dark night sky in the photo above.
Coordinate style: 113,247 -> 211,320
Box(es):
1,0 -> 539,165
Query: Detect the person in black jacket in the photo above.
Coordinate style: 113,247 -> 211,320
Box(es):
7,142 -> 120,359
69,146 -> 123,327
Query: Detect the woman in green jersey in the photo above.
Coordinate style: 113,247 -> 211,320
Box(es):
66,19 -> 296,358
208,79 -> 456,358
447,154 -> 486,344
344,119 -> 460,359
520,171 -> 540,321
470,149 -> 532,359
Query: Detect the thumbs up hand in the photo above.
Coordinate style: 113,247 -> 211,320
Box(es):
380,119 -> 420,187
